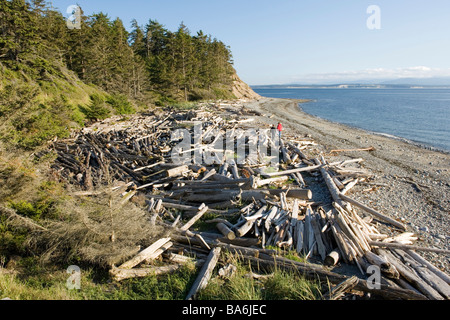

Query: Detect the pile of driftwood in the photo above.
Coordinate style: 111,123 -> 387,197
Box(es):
49,101 -> 450,300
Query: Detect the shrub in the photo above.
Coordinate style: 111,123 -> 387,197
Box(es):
106,94 -> 135,115
80,94 -> 111,121
27,188 -> 169,268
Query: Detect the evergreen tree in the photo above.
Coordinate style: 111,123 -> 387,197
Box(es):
84,13 -> 113,90
0,0 -> 38,62
174,22 -> 194,101
109,17 -> 133,93
64,7 -> 90,80
129,19 -> 145,57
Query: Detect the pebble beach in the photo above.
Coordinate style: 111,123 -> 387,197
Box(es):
244,97 -> 450,273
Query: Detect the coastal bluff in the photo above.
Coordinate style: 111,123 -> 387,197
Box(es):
232,72 -> 261,100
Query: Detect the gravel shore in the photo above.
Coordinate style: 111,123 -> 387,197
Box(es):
243,97 -> 450,273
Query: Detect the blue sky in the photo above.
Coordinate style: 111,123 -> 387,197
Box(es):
52,0 -> 450,85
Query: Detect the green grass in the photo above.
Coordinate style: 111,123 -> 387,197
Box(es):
197,253 -> 322,300
0,251 -> 323,300
0,257 -> 198,300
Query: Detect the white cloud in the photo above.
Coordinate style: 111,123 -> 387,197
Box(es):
290,66 -> 450,84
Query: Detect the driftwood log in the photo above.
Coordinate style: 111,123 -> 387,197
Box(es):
185,247 -> 222,300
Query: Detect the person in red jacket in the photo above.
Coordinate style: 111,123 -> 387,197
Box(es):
277,122 -> 283,139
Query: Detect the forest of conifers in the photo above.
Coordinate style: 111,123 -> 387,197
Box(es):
0,0 -> 237,148
1,0 -> 235,101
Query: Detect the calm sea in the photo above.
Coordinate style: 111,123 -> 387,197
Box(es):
252,88 -> 450,152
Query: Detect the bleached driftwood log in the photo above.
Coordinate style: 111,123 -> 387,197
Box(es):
338,192 -> 406,230
323,275 -> 359,300
166,165 -> 190,177
180,204 -> 209,231
368,241 -> 450,254
379,249 -> 444,300
118,237 -> 172,269
185,247 -> 222,300
324,250 -> 340,266
110,264 -> 181,281
216,222 -> 236,240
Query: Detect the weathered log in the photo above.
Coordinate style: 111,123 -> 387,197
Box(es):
164,252 -> 198,265
309,210 -> 327,260
266,188 -> 312,200
180,204 -> 209,231
364,251 -> 399,279
244,205 -> 267,222
341,179 -> 359,195
318,162 -> 345,207
328,219 -> 352,263
195,233 -> 211,250
185,247 -> 222,300
261,164 -> 322,177
143,241 -> 174,263
254,176 -> 289,188
331,206 -> 366,256
295,220 -> 305,254
379,249 -> 444,300
235,219 -> 254,238
397,250 -> 450,299
329,146 -> 375,154
261,159 -> 364,177
160,201 -> 228,215
166,165 -> 190,177
368,241 -> 450,254
110,264 -> 182,281
200,168 -> 217,181
406,250 -> 450,285
118,237 -> 171,269
323,275 -> 359,300
332,176 -> 345,190
229,159 -> 240,179
216,222 -> 236,240
217,237 -> 260,247
133,161 -> 165,172
383,232 -> 417,245
205,218 -> 233,227
338,193 -> 407,231
324,250 -> 340,266
246,256 -> 426,300
304,207 -> 316,255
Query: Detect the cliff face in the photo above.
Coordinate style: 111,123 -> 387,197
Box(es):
231,72 -> 261,100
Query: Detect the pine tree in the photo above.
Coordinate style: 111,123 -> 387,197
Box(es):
193,30 -> 212,92
109,17 -> 133,93
84,13 -> 113,90
64,7 -> 90,80
174,22 -> 194,101
0,0 -> 38,62
129,19 -> 146,57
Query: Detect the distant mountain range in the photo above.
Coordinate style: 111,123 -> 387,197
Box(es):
252,77 -> 450,88
380,77 -> 450,86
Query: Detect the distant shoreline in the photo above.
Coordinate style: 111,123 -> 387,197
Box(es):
251,84 -> 450,89
294,99 -> 450,155
253,86 -> 450,153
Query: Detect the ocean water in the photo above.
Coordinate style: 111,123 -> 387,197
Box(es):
252,88 -> 450,152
